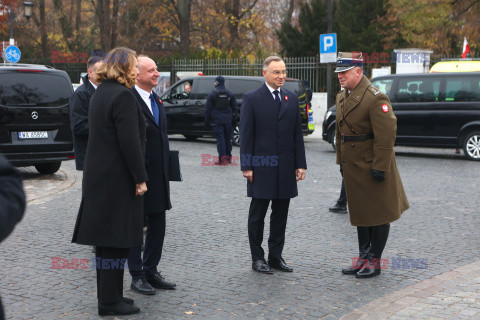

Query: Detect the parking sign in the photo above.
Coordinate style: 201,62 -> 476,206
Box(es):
320,33 -> 337,63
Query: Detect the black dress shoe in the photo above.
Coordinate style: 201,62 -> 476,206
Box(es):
122,297 -> 134,305
98,301 -> 140,316
329,202 -> 347,213
131,278 -> 155,295
355,259 -> 381,278
268,258 -> 293,272
146,272 -> 177,290
342,257 -> 367,275
252,260 -> 273,274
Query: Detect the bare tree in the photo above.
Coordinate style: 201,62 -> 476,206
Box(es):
170,0 -> 193,56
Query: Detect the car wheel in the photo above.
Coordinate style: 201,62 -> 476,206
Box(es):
463,131 -> 480,161
232,123 -> 240,146
183,135 -> 198,141
330,130 -> 336,150
34,161 -> 61,174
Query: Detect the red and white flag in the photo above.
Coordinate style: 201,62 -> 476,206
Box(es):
462,37 -> 471,58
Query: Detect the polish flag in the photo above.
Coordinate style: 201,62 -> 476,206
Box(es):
462,37 -> 471,58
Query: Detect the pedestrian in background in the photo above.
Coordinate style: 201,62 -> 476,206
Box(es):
129,55 -> 176,295
69,56 -> 103,171
72,47 -> 148,316
205,75 -> 237,165
0,154 -> 26,320
240,56 -> 306,274
334,52 -> 409,278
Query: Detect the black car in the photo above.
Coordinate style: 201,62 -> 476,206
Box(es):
0,64 -> 75,173
159,76 -> 314,145
322,72 -> 480,161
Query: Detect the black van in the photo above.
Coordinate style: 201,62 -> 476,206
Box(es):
159,76 -> 314,145
322,72 -> 480,161
0,64 -> 75,173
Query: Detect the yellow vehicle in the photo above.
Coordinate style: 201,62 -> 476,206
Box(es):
430,60 -> 480,73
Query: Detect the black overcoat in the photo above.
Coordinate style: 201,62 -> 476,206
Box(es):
240,84 -> 307,199
131,88 -> 172,214
69,74 -> 95,170
72,79 -> 148,248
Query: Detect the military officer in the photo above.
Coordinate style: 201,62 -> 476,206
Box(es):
334,52 -> 409,278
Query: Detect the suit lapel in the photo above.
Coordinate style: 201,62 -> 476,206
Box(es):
132,88 -> 158,128
278,88 -> 288,119
259,83 -> 277,115
152,92 -> 167,131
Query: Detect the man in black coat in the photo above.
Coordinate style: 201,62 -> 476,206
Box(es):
69,56 -> 102,170
240,56 -> 307,274
128,56 -> 176,295
205,75 -> 237,165
0,154 -> 26,320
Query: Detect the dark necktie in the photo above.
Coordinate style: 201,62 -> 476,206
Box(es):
150,94 -> 160,125
273,90 -> 281,113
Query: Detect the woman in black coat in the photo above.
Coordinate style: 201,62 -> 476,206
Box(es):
72,47 -> 148,316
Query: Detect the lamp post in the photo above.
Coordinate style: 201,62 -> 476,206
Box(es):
5,1 -> 34,45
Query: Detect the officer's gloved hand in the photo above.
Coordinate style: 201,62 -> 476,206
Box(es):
340,165 -> 343,177
371,169 -> 385,182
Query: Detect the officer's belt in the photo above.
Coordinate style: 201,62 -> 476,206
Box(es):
341,133 -> 374,142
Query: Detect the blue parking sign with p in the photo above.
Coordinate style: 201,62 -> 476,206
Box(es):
320,33 -> 336,53
319,33 -> 337,63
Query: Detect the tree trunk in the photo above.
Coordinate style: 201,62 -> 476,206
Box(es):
111,0 -> 119,48
39,0 -> 49,58
284,0 -> 295,24
176,0 -> 192,57
96,0 -> 112,52
225,0 -> 240,50
75,0 -> 81,31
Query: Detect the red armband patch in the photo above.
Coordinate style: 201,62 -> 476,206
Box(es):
381,104 -> 389,112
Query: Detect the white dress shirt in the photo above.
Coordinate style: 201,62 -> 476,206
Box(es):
135,85 -> 154,115
265,83 -> 283,101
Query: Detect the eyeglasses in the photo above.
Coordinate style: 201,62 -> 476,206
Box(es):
267,70 -> 287,76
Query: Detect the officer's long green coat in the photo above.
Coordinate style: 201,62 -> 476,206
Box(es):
335,76 -> 409,226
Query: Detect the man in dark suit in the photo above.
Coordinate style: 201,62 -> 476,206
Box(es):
128,56 -> 176,295
0,154 -> 26,320
69,56 -> 102,171
240,56 -> 307,274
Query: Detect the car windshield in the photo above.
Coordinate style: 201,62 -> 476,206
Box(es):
0,72 -> 72,106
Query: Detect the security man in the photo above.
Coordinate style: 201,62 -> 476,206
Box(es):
205,76 -> 237,165
334,52 -> 409,278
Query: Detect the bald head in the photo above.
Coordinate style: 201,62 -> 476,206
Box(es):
137,56 -> 159,92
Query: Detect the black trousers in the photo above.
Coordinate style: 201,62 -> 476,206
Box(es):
248,198 -> 290,262
128,211 -> 166,280
95,246 -> 129,304
212,122 -> 232,162
337,179 -> 347,206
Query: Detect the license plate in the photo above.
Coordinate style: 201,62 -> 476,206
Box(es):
18,131 -> 48,139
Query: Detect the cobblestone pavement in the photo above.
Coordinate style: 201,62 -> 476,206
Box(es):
1,135 -> 479,319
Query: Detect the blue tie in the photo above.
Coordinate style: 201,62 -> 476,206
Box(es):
150,94 -> 159,125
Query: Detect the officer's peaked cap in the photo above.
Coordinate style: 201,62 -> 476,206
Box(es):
215,75 -> 225,85
334,52 -> 363,73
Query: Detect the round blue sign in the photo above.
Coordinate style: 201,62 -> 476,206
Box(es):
4,46 -> 21,63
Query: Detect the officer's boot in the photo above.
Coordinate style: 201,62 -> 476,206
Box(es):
342,226 -> 372,274
356,224 -> 390,278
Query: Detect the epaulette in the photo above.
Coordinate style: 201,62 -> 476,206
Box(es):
368,85 -> 381,96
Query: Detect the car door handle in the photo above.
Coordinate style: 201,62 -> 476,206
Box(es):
194,101 -> 203,105
183,101 -> 191,106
